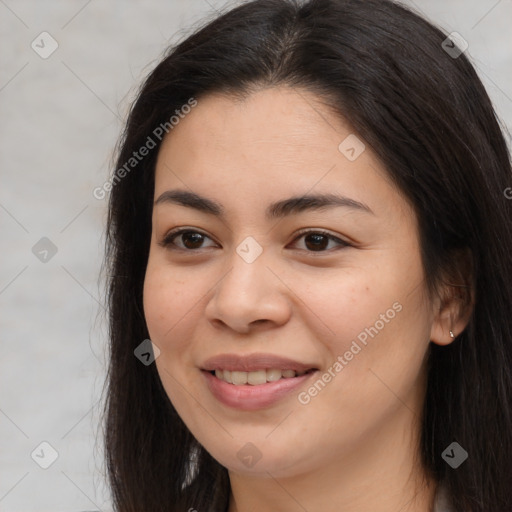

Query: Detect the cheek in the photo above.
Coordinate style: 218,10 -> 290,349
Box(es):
142,259 -> 206,425
142,257 -> 203,351
300,255 -> 430,386
327,273 -> 431,413
293,264 -> 397,353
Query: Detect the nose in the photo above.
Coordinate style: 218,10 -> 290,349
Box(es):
204,248 -> 292,334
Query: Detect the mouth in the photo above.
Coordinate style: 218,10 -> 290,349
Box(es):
201,368 -> 319,410
200,353 -> 320,410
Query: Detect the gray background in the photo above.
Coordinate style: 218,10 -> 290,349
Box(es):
1,1 -> 510,510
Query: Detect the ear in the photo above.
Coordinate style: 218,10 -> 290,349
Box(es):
430,248 -> 474,346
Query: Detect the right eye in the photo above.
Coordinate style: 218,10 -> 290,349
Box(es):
159,228 -> 218,251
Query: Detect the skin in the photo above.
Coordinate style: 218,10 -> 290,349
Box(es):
143,86 -> 469,512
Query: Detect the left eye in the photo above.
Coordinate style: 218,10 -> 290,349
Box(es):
159,229 -> 349,253
292,230 -> 349,252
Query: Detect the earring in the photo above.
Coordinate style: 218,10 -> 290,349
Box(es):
449,330 -> 455,339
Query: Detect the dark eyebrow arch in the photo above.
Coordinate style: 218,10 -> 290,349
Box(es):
154,189 -> 374,219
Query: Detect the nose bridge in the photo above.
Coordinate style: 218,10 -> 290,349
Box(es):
205,239 -> 290,331
219,241 -> 271,306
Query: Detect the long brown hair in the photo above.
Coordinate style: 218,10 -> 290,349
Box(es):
102,1 -> 512,510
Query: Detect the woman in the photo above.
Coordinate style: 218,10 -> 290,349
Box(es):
102,0 -> 512,510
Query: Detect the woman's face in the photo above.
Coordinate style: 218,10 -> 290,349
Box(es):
143,86 -> 443,479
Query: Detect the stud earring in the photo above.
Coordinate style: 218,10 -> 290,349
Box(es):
449,330 -> 455,339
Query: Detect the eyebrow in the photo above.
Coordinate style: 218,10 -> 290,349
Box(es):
154,189 -> 374,219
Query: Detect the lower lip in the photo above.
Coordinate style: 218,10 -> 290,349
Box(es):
201,370 -> 317,411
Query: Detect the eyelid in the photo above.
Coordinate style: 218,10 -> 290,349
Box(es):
159,227 -> 351,252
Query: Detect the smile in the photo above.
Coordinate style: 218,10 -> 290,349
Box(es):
202,368 -> 318,411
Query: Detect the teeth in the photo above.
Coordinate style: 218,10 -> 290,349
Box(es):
247,370 -> 267,385
231,371 -> 248,385
214,368 -> 307,385
266,368 -> 282,382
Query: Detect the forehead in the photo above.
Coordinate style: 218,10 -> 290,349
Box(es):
153,86 -> 412,222
157,87 -> 348,169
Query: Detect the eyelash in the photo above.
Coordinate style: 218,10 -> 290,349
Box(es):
159,227 -> 350,254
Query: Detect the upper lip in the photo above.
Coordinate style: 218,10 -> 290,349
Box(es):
201,353 -> 318,372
